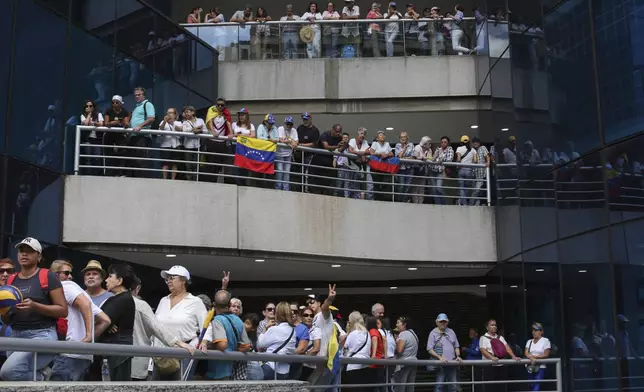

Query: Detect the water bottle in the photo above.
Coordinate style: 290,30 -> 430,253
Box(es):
101,358 -> 111,382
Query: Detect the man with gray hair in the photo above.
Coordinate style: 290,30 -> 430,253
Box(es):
199,290 -> 251,380
372,303 -> 385,318
128,86 -> 156,177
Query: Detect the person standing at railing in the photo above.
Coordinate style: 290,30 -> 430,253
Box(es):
255,114 -> 279,188
472,5 -> 487,54
129,87 -> 156,178
479,319 -> 521,392
417,8 -> 432,56
333,132 -> 360,198
524,323 -> 551,392
232,108 -> 256,186
395,132 -> 415,202
181,106 -> 206,181
471,137 -> 490,206
383,3 -> 403,57
299,306 -> 321,381
394,315 -> 420,392
411,136 -> 432,204
431,136 -> 454,205
404,4 -> 421,56
280,5 -> 301,59
204,97 -> 233,184
157,108 -> 183,181
302,3 -> 323,58
429,7 -> 446,55
366,3 -> 383,57
313,124 -> 344,195
276,116 -> 299,191
341,312 -> 372,391
230,6 -> 253,60
186,7 -> 203,24
204,8 -> 227,61
349,128 -> 374,200
295,112 -> 320,192
341,0 -> 361,57
80,99 -> 105,176
427,313 -> 462,392
252,7 -> 273,60
370,130 -> 394,201
0,238 -> 68,382
257,302 -> 297,380
446,5 -> 473,55
455,135 -> 478,206
322,3 -> 341,58
103,95 -> 131,177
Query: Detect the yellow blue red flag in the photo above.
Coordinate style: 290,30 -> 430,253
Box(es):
327,323 -> 341,375
234,136 -> 277,174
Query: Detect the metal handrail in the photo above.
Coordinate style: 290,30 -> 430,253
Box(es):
181,17 -> 477,27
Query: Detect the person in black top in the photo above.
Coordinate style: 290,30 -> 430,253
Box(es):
294,112 -> 320,192
92,263 -> 136,381
0,237 -> 68,381
103,95 -> 131,176
311,124 -> 343,195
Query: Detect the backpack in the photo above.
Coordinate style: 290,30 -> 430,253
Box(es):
7,269 -> 67,340
142,100 -> 161,130
483,335 -> 509,358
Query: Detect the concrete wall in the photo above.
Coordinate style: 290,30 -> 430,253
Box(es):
2,381 -> 308,392
63,176 -> 497,262
219,56 -> 479,102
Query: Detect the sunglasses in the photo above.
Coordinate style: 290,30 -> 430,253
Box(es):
302,313 -> 313,318
59,271 -> 72,276
0,268 -> 14,274
216,103 -> 225,107
112,101 -> 120,104
85,104 -> 94,108
266,307 -> 275,312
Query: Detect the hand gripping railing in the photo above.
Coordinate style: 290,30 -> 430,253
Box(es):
74,125 -> 492,206
0,336 -> 562,391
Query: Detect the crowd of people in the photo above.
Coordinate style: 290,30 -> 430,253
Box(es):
183,2 -> 497,60
0,236 -> 556,391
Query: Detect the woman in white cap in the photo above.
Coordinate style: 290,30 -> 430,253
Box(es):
0,237 -> 68,381
524,322 -> 551,391
411,136 -> 432,204
151,265 -> 207,380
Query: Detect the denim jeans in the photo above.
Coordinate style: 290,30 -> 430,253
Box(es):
385,31 -> 398,57
436,366 -> 458,392
528,368 -> 545,391
306,29 -> 321,58
283,32 -> 299,59
247,361 -> 263,380
396,168 -> 413,202
430,173 -> 446,205
458,168 -> 473,205
50,356 -> 91,381
275,157 -> 292,191
262,363 -> 287,380
323,33 -> 339,57
338,169 -> 360,198
84,137 -> 103,175
0,327 -> 57,381
393,364 -> 417,392
471,177 -> 486,205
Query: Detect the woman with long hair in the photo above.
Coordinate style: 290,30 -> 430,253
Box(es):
342,311 -> 372,391
257,301 -> 296,380
366,316 -> 387,390
186,7 -> 202,23
301,2 -> 323,58
158,107 -> 182,180
231,108 -> 256,186
253,7 -> 273,59
80,99 -> 104,175
299,306 -> 321,381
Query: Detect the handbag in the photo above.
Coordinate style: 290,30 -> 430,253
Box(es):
154,357 -> 181,376
526,341 -> 540,373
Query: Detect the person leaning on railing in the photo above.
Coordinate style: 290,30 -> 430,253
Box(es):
157,108 -> 183,181
479,319 -> 521,392
129,87 -> 156,178
524,322 -> 551,391
257,302 -> 297,380
103,95 -> 131,177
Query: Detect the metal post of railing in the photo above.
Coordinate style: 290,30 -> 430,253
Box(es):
196,148 -> 201,182
301,151 -> 305,193
556,360 -> 563,392
486,165 -> 492,206
32,351 -> 37,381
402,20 -> 407,57
391,173 -> 395,202
74,125 -> 81,175
471,365 -> 475,391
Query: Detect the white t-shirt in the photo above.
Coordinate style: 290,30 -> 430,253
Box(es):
182,117 -> 206,150
301,12 -> 322,30
276,126 -> 299,157
61,280 -> 103,360
384,12 -> 403,33
349,138 -> 370,153
371,141 -> 392,155
343,330 -> 371,371
313,311 -> 347,359
341,6 -> 360,37
153,294 -> 207,348
232,122 -> 255,136
480,333 -> 508,359
456,145 -> 476,165
525,337 -> 551,369
380,329 -> 396,358
158,121 -> 182,149
81,113 -> 105,139
257,322 -> 297,374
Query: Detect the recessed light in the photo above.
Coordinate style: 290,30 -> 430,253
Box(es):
385,127 -> 394,131
407,267 -> 418,271
578,269 -> 587,273
331,264 -> 341,268
255,259 -> 265,263
501,128 -> 509,131
535,268 -> 545,272
166,254 -> 176,258
470,125 -> 479,129
510,285 -> 518,288
479,284 -> 487,288
304,288 -> 312,291
390,286 -> 398,290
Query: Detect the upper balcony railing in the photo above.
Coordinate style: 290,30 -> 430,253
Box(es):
180,17 -> 515,61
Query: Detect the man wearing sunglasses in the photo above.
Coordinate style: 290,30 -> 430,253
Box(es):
49,260 -> 111,381
103,95 -> 130,177
204,97 -> 233,183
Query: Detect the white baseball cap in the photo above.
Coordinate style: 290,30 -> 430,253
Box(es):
160,265 -> 191,281
15,237 -> 43,253
111,95 -> 124,104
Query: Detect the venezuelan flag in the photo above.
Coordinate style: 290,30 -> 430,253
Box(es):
369,156 -> 400,174
327,323 -> 341,375
234,136 -> 277,174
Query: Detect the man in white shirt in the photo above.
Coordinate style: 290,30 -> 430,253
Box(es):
49,260 -> 111,381
310,285 -> 346,387
341,0 -> 361,56
455,135 -> 478,206
276,116 -> 299,191
280,5 -> 300,59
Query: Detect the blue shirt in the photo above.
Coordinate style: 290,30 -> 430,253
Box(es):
295,323 -> 310,347
257,123 -> 278,141
465,336 -> 482,360
0,320 -> 12,357
131,99 -> 156,130
206,314 -> 244,380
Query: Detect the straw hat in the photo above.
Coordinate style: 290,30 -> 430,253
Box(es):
81,260 -> 107,278
299,26 -> 315,43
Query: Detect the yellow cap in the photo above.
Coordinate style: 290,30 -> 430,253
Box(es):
460,135 -> 470,143
508,135 -> 516,142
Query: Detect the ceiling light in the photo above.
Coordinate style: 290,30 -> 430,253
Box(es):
407,267 -> 418,271
304,288 -> 312,291
385,127 -> 394,131
470,125 -> 479,129
331,264 -> 341,268
390,286 -> 398,290
578,269 -> 587,273
479,284 -> 487,288
510,285 -> 518,288
501,128 -> 509,131
535,268 -> 545,272
255,259 -> 265,263
165,254 -> 176,258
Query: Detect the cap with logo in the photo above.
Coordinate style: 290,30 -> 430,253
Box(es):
160,265 -> 191,281
238,108 -> 249,114
532,322 -> 544,331
284,116 -> 294,124
111,95 -> 124,104
460,135 -> 470,143
81,260 -> 107,278
265,113 -> 276,124
436,313 -> 449,322
15,237 -> 43,254
301,112 -> 312,120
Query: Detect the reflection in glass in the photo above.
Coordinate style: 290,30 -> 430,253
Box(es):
0,0 -> 13,153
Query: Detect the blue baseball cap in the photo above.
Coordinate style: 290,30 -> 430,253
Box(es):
238,107 -> 249,114
436,313 -> 449,322
284,116 -> 294,124
264,113 -> 276,124
301,112 -> 312,120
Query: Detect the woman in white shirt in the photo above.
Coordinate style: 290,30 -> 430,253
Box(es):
152,265 -> 207,380
383,3 -> 403,57
301,3 -> 323,58
342,311 -> 372,391
157,108 -> 182,180
349,127 -> 373,200
181,106 -> 206,181
257,301 -> 296,380
411,136 -> 432,204
80,100 -> 104,175
524,322 -> 551,391
369,130 -> 394,201
231,108 -> 256,186
322,3 -> 341,58
276,116 -> 299,191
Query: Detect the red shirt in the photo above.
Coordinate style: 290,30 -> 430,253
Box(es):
369,328 -> 384,368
